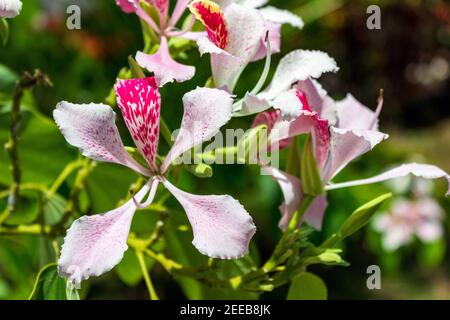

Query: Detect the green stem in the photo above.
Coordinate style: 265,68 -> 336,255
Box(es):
47,160 -> 84,198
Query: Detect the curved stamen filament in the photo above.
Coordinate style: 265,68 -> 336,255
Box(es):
133,178 -> 160,209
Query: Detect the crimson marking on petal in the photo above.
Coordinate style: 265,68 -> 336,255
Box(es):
296,90 -> 312,112
189,0 -> 228,50
115,77 -> 161,170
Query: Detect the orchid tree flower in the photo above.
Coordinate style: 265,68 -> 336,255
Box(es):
53,76 -> 256,285
374,197 -> 445,251
188,0 -> 302,92
0,0 -> 22,18
254,80 -> 450,231
116,0 -> 197,85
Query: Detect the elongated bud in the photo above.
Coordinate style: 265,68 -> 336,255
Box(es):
300,135 -> 324,196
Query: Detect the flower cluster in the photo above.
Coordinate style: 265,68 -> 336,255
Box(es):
49,0 -> 449,287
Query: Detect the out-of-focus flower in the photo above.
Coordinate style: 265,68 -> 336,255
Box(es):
189,0 -> 303,91
116,0 -> 196,85
374,198 -> 445,251
54,77 -> 256,286
0,0 -> 22,18
251,54 -> 450,231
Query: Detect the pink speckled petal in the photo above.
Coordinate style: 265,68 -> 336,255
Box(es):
251,21 -> 281,62
258,6 -> 304,29
162,179 -> 256,259
53,101 -> 150,176
211,3 -> 266,90
136,37 -> 195,86
261,50 -> 338,100
58,182 -> 154,285
323,127 -> 389,182
326,163 -> 450,196
115,77 -> 161,171
336,94 -> 381,131
0,0 -> 22,18
161,87 -> 233,173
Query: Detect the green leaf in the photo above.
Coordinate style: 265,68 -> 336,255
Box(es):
44,193 -> 67,225
29,264 -> 67,300
0,18 -> 9,46
321,193 -> 392,248
300,135 -> 323,196
287,272 -> 327,300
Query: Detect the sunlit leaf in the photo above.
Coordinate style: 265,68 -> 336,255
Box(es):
287,272 -> 327,300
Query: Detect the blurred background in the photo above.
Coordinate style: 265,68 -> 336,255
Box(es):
0,0 -> 449,299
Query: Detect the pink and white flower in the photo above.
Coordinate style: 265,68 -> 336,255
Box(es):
0,0 -> 22,18
116,0 -> 196,85
54,77 -> 256,285
254,75 -> 450,231
374,197 -> 445,251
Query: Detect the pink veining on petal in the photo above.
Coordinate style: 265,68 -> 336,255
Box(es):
115,77 -> 161,171
58,183 -> 151,285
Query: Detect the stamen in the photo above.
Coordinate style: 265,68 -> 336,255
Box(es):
133,178 -> 160,209
166,15 -> 196,37
135,3 -> 161,34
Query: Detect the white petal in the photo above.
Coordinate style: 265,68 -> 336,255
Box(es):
259,6 -> 304,29
261,50 -> 339,100
58,183 -> 153,285
161,88 -> 233,172
323,127 -> 388,182
0,0 -> 22,18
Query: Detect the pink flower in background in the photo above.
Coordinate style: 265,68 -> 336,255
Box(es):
0,0 -> 22,18
54,77 -> 256,285
251,53 -> 450,231
189,0 -> 302,91
116,0 -> 197,85
374,198 -> 445,251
